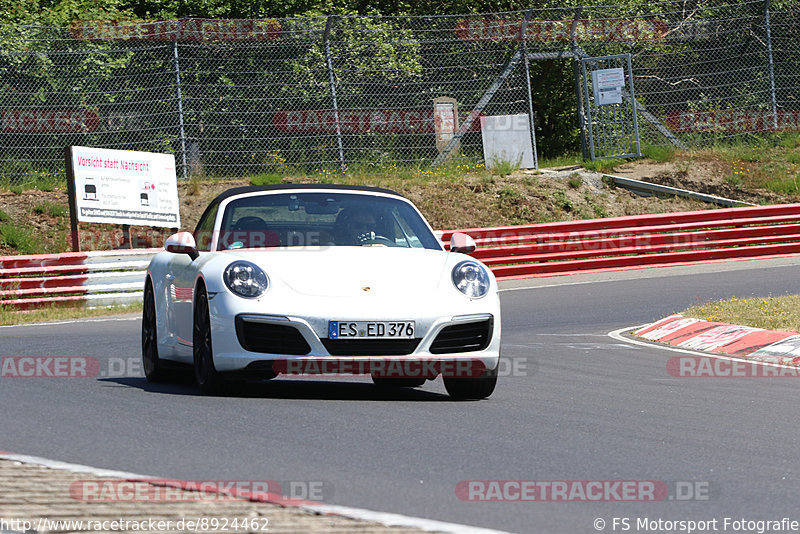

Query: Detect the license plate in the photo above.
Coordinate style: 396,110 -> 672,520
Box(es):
329,321 -> 415,339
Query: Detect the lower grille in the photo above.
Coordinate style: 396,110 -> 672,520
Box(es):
236,317 -> 311,355
321,338 -> 421,356
430,319 -> 493,354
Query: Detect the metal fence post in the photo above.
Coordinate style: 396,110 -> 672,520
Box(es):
571,8 -> 588,159
324,15 -> 347,173
521,9 -> 538,169
764,0 -> 779,131
172,40 -> 188,181
581,59 -> 596,161
626,54 -> 641,157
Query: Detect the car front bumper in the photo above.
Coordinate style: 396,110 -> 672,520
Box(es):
207,291 -> 501,376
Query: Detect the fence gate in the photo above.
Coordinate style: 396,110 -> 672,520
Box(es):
581,54 -> 641,160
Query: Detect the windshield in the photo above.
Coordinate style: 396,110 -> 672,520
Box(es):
213,192 -> 441,251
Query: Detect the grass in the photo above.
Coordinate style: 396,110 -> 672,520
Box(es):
48,204 -> 68,218
716,143 -> 766,163
487,157 -> 520,178
187,174 -> 204,196
0,302 -> 141,326
582,158 -> 619,174
642,144 -> 676,163
724,160 -> 748,188
582,191 -> 607,219
552,189 -> 573,212
539,154 -> 582,168
250,172 -> 285,186
567,173 -> 582,189
0,174 -> 62,193
33,201 -> 68,218
682,295 -> 800,332
690,136 -> 800,197
0,223 -> 42,255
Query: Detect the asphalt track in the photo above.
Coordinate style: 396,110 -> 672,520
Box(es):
3,257 -> 800,533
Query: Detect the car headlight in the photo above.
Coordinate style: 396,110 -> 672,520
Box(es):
452,260 -> 490,298
223,261 -> 269,298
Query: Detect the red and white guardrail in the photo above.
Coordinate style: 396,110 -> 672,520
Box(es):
3,203 -> 800,310
0,249 -> 157,311
442,203 -> 800,280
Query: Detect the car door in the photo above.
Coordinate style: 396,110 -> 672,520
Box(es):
167,200 -> 220,358
168,253 -> 197,356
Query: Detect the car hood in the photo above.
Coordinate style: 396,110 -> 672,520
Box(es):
223,246 -> 450,298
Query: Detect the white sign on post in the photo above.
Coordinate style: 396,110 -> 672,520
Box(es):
67,146 -> 181,228
592,67 -> 625,106
480,114 -> 535,169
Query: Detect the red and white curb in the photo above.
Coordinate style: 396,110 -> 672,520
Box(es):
633,313 -> 800,366
0,452 -> 511,534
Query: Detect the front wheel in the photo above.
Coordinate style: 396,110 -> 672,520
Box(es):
443,367 -> 497,400
142,279 -> 167,382
193,286 -> 227,395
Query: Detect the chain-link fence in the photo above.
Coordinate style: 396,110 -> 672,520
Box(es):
0,0 -> 797,184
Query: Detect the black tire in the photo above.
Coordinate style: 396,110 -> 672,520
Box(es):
193,285 -> 227,395
371,375 -> 426,388
443,367 -> 498,400
142,279 -> 167,382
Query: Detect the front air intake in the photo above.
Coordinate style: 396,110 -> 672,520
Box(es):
236,317 -> 311,355
429,319 -> 493,354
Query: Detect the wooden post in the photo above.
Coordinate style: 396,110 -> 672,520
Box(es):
64,146 -> 81,252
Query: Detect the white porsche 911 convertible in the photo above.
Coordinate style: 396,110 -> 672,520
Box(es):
142,184 -> 501,399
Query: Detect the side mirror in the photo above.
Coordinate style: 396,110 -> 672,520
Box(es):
165,232 -> 199,260
449,232 -> 477,254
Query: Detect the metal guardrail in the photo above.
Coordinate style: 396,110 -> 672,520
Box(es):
4,204 -> 800,309
442,203 -> 800,280
0,249 -> 156,310
604,174 -> 757,208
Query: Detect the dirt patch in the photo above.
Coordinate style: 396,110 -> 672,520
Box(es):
612,159 -> 783,205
